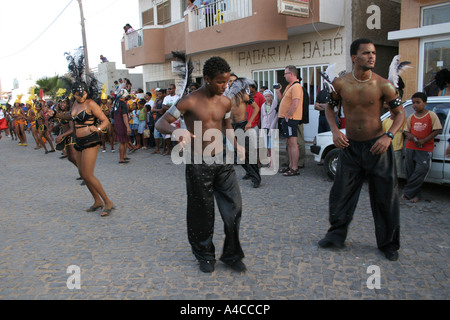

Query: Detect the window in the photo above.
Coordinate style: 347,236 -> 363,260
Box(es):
146,80 -> 175,93
422,3 -> 450,26
253,64 -> 329,105
428,104 -> 450,128
157,1 -> 171,25
422,39 -> 450,92
142,8 -> 154,26
253,70 -> 276,93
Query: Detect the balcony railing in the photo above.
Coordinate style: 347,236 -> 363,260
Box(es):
124,28 -> 143,50
188,0 -> 252,32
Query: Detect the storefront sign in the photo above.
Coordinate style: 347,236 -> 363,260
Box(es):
238,45 -> 293,66
277,0 -> 309,18
237,36 -> 343,66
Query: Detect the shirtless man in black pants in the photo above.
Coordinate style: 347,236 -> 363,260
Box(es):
156,56 -> 247,273
318,38 -> 406,261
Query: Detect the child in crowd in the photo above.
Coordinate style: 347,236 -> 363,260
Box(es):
402,92 -> 442,203
260,89 -> 279,170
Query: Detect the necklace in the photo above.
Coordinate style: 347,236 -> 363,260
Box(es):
352,70 -> 372,83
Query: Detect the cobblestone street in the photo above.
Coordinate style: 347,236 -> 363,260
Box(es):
0,135 -> 449,301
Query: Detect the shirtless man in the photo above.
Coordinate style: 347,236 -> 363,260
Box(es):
228,74 -> 262,188
156,56 -> 246,273
318,38 -> 405,261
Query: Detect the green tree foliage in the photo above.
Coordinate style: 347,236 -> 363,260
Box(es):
35,75 -> 72,100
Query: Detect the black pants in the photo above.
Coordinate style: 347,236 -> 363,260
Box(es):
185,162 -> 244,264
324,137 -> 400,251
232,120 -> 261,184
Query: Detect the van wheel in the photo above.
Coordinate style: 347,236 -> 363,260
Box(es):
323,148 -> 340,180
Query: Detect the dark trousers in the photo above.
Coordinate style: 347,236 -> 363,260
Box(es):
324,137 -> 400,251
403,149 -> 432,199
318,114 -> 330,133
185,162 -> 244,264
232,120 -> 261,184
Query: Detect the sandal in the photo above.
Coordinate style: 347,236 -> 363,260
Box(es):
86,205 -> 103,212
283,168 -> 299,176
101,207 -> 115,217
278,167 -> 291,173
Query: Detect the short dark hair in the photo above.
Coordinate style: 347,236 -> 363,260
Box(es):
203,56 -> 231,80
412,92 -> 427,103
285,65 -> 298,77
350,38 -> 374,56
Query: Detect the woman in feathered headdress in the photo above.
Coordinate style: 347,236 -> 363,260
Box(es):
35,100 -> 56,154
65,48 -> 115,217
11,94 -> 28,146
25,98 -> 41,149
54,95 -> 78,168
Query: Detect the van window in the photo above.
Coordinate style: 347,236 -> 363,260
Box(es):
427,103 -> 450,127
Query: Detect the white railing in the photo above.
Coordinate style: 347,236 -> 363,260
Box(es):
188,0 -> 252,32
124,28 -> 143,50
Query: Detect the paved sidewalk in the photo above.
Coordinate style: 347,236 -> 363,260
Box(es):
0,135 -> 449,300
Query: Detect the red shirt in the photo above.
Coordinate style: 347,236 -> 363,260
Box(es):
246,92 -> 264,128
405,111 -> 442,152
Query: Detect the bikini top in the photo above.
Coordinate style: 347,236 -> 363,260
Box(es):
72,108 -> 96,129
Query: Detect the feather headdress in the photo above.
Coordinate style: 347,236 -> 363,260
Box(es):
65,46 -> 100,100
171,51 -> 194,98
15,94 -> 23,104
101,82 -> 108,100
224,77 -> 255,105
388,55 -> 411,89
56,88 -> 67,98
319,63 -> 337,94
29,86 -> 37,101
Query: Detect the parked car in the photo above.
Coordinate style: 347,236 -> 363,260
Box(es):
310,96 -> 450,184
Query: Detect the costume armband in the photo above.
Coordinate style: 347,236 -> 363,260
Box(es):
246,96 -> 255,105
327,95 -> 340,107
167,104 -> 181,119
388,97 -> 402,109
224,111 -> 231,119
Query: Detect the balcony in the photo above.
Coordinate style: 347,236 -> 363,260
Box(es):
121,21 -> 185,68
187,0 -> 252,32
121,0 -> 347,67
184,0 -> 288,55
123,28 -> 143,51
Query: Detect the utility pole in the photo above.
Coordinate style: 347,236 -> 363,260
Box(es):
77,0 -> 90,81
